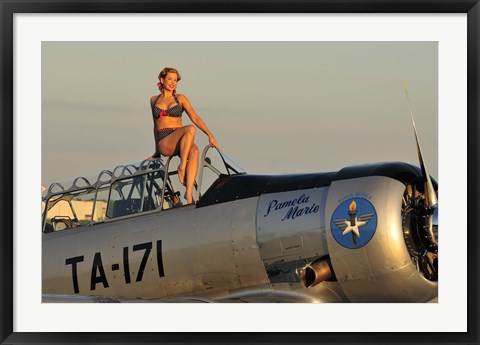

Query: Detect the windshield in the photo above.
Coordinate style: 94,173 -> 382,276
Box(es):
219,151 -> 247,175
196,146 -> 246,198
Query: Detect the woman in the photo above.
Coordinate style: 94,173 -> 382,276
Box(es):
149,67 -> 220,204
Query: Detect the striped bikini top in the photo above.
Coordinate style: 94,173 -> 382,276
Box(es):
151,94 -> 184,119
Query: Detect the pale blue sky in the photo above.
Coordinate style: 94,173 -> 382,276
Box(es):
42,42 -> 437,186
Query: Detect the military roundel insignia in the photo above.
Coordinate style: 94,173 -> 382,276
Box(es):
330,198 -> 377,249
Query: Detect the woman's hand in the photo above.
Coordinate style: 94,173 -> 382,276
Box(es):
209,135 -> 221,151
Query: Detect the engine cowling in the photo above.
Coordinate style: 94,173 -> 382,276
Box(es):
325,173 -> 437,302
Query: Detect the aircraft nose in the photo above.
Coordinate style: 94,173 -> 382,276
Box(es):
432,206 -> 438,244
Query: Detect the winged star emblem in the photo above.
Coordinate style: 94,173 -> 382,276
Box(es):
332,200 -> 375,246
333,213 -> 375,237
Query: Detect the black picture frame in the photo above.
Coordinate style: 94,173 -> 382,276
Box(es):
1,1 -> 478,344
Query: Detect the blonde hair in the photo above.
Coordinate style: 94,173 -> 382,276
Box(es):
158,67 -> 181,93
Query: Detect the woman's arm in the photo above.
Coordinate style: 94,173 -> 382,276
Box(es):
178,94 -> 221,150
147,96 -> 160,159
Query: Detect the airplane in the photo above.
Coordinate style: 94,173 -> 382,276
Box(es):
41,88 -> 438,303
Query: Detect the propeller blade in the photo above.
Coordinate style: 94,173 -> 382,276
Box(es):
403,81 -> 438,208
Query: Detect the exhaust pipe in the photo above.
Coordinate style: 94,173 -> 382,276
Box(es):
297,259 -> 332,288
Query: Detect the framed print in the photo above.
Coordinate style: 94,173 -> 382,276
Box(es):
1,1 -> 479,345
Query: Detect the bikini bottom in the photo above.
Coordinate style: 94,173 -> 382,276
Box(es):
155,128 -> 177,143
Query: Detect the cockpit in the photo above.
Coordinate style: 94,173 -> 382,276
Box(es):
42,146 -> 246,233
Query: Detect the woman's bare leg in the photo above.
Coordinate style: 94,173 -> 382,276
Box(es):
157,125 -> 197,186
184,144 -> 199,204
176,126 -> 196,184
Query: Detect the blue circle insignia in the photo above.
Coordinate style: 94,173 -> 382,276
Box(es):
330,198 -> 377,249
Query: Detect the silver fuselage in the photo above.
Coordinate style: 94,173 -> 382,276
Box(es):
43,166 -> 437,302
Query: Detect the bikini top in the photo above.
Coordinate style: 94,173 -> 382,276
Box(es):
151,94 -> 184,119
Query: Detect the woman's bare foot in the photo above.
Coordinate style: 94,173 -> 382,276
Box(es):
184,192 -> 193,204
177,165 -> 186,185
147,151 -> 160,161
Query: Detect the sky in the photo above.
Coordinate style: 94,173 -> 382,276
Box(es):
42,41 -> 437,187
